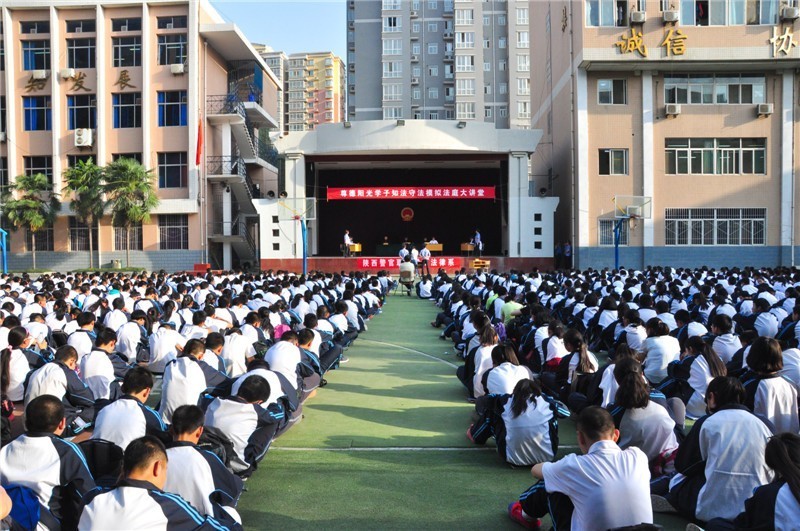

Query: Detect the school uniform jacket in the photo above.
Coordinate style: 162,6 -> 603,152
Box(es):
79,349 -> 130,400
159,355 -> 233,424
0,432 -> 97,529
91,395 -> 169,451
79,478 -> 236,531
498,394 -> 568,466
670,404 -> 774,522
204,396 -> 285,477
24,361 -> 95,422
608,398 -> 679,462
164,442 -> 244,526
667,354 -> 714,419
732,480 -> 800,531
742,373 -> 800,434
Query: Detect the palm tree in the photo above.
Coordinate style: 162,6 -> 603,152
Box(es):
104,158 -> 159,268
3,173 -> 61,270
63,158 -> 104,269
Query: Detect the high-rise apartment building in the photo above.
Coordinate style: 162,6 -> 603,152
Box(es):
348,0 -> 531,129
0,0 -> 281,271
532,0 -> 800,269
257,46 -> 287,134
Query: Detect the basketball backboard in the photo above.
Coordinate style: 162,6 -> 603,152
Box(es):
277,197 -> 317,221
613,196 -> 652,220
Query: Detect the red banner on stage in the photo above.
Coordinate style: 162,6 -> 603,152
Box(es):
356,257 -> 463,269
327,186 -> 495,200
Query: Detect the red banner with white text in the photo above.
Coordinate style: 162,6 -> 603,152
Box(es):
356,256 -> 463,269
327,186 -> 495,200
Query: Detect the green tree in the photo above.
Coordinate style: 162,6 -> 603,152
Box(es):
2,173 -> 61,270
104,158 -> 159,268
63,158 -> 105,269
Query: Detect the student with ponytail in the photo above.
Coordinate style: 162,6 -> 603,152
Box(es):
546,329 -> 598,402
467,378 -> 569,467
743,337 -> 799,434
660,335 -> 727,419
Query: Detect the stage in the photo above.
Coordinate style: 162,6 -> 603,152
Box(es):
259,256 -> 554,273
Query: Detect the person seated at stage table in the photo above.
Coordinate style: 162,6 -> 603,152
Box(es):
382,236 -> 390,246
429,236 -> 439,244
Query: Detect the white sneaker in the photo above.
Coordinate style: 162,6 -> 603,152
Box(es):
685,524 -> 704,531
650,494 -> 677,514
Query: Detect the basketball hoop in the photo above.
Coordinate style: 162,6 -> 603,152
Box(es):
628,214 -> 640,231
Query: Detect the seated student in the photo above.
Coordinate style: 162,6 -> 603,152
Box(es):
221,330 -> 259,378
652,377 -> 774,523
549,329 -> 599,403
468,378 -> 569,467
542,320 -> 568,372
232,359 -> 299,431
329,301 -> 358,348
67,312 -> 97,362
725,329 -> 758,377
103,297 -> 128,333
5,326 -> 51,403
457,324 -> 499,401
263,332 -> 304,398
607,358 -> 680,477
709,313 -> 742,365
742,337 -> 800,434
181,311 -> 211,341
80,327 -> 132,401
0,396 -> 97,530
416,275 -> 433,299
79,436 -> 235,530
297,329 -> 324,391
481,343 -> 532,397
164,405 -> 244,527
202,332 -> 227,373
91,367 -> 169,451
304,314 -> 344,373
660,335 -> 727,419
204,375 -> 286,478
25,345 -> 95,436
508,406 -> 653,530
159,339 -> 233,425
615,309 -> 648,356
706,432 -> 800,530
147,320 -> 187,374
398,255 -> 416,296
116,310 -> 149,363
641,317 -> 681,385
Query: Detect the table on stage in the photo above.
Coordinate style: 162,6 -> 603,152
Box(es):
348,243 -> 362,256
426,243 -> 443,255
460,243 -> 475,256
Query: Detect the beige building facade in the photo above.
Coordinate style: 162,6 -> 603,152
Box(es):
0,0 -> 281,271
531,0 -> 800,269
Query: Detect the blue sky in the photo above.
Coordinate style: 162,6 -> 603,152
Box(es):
210,1 -> 347,59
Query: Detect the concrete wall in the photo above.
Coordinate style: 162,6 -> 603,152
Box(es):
8,250 -> 203,272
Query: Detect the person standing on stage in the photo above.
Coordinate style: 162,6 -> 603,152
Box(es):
473,229 -> 483,256
410,245 -> 420,267
563,241 -> 572,270
343,230 -> 353,257
419,244 -> 431,276
399,243 -> 410,260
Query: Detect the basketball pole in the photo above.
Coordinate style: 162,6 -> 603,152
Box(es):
300,218 -> 308,276
613,217 -> 626,270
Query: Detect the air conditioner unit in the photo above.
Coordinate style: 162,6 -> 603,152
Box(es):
32,70 -> 48,80
630,11 -> 647,24
662,10 -> 679,23
0,132 -> 6,143
348,86 -> 355,94
75,27 -> 83,33
166,22 -> 174,29
758,103 -> 774,116
349,63 -> 355,72
29,28 -> 38,35
349,21 -> 354,29
411,54 -> 419,61
665,103 -> 681,116
60,68 -> 76,79
120,25 -> 128,32
411,77 -> 420,84
444,31 -> 453,38
170,63 -> 185,75
410,10 -> 419,17
782,5 -> 800,20
74,128 -> 93,147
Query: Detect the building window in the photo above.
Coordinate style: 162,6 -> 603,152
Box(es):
455,8 -> 474,25
516,7 -> 530,24
412,42 -> 421,54
516,31 -> 530,48
113,37 -> 141,67
158,91 -> 187,127
599,219 -> 629,246
428,0 -> 438,9
24,156 -> 53,182
665,208 -> 766,246
599,148 -> 628,175
665,138 -> 766,175
114,222 -> 143,251
23,96 -> 52,131
382,84 -> 403,101
158,152 -> 188,188
66,20 -> 96,33
428,65 -> 439,76
69,218 -> 99,252
382,38 -> 402,55
383,16 -> 401,32
498,14 -> 507,25
456,55 -> 475,72
383,61 -> 402,78
428,87 -> 439,99
586,0 -> 628,26
517,55 -> 530,72
484,106 -> 493,118
518,101 -> 531,118
499,107 -> 508,117
0,42 -> 4,71
383,107 -> 403,119
113,93 -> 142,128
428,42 -> 439,54
484,84 -> 492,95
67,38 -> 96,69
456,78 -> 475,95
382,0 -> 401,9
0,96 -> 5,134
157,16 -> 188,29
112,18 -> 142,32
67,95 -> 96,130
158,34 -> 187,65
0,157 -> 7,192
20,21 -> 50,34
499,83 -> 508,94
412,88 -> 422,100
428,21 -> 438,32
113,153 -> 142,163
67,155 -> 93,168
598,79 -> 627,104
665,74 -> 766,105
159,214 -> 189,250
456,102 -> 476,119
26,224 -> 54,252
455,31 -> 475,48
429,111 -> 439,119
22,41 -> 50,70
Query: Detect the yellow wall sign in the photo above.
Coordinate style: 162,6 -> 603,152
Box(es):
613,29 -> 690,58
614,28 -> 648,57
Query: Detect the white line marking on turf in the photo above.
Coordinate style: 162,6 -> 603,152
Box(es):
359,339 -> 460,369
271,445 -> 581,452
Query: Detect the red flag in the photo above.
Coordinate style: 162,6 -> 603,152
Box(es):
195,116 -> 203,166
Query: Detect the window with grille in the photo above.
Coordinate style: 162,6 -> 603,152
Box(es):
0,96 -> 5,134
21,21 -> 50,34
66,20 -> 96,33
26,224 -> 54,252
67,38 -> 96,69
69,217 -> 99,251
112,18 -> 142,32
114,222 -> 143,251
159,215 -> 188,250
24,156 -> 53,182
665,138 -> 766,175
157,16 -> 188,29
158,34 -> 187,65
157,91 -> 187,127
113,93 -> 142,128
158,152 -> 187,188
665,208 -> 766,246
0,157 -> 7,193
67,95 -> 97,130
599,149 -> 628,175
599,219 -> 629,246
113,37 -> 141,67
22,41 -> 50,70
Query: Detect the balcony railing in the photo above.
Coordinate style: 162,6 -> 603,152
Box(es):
207,220 -> 258,259
207,156 -> 245,177
207,95 -> 245,116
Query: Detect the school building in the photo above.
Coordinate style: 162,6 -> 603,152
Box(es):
0,0 -> 281,271
531,0 -> 800,269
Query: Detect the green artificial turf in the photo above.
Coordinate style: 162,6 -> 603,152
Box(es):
237,294 -> 690,530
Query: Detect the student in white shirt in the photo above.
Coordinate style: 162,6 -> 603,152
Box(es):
509,406 -> 653,530
710,313 -> 742,364
743,337 -> 800,434
641,318 -> 681,385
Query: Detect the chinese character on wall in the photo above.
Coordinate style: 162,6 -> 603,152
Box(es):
614,28 -> 648,58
